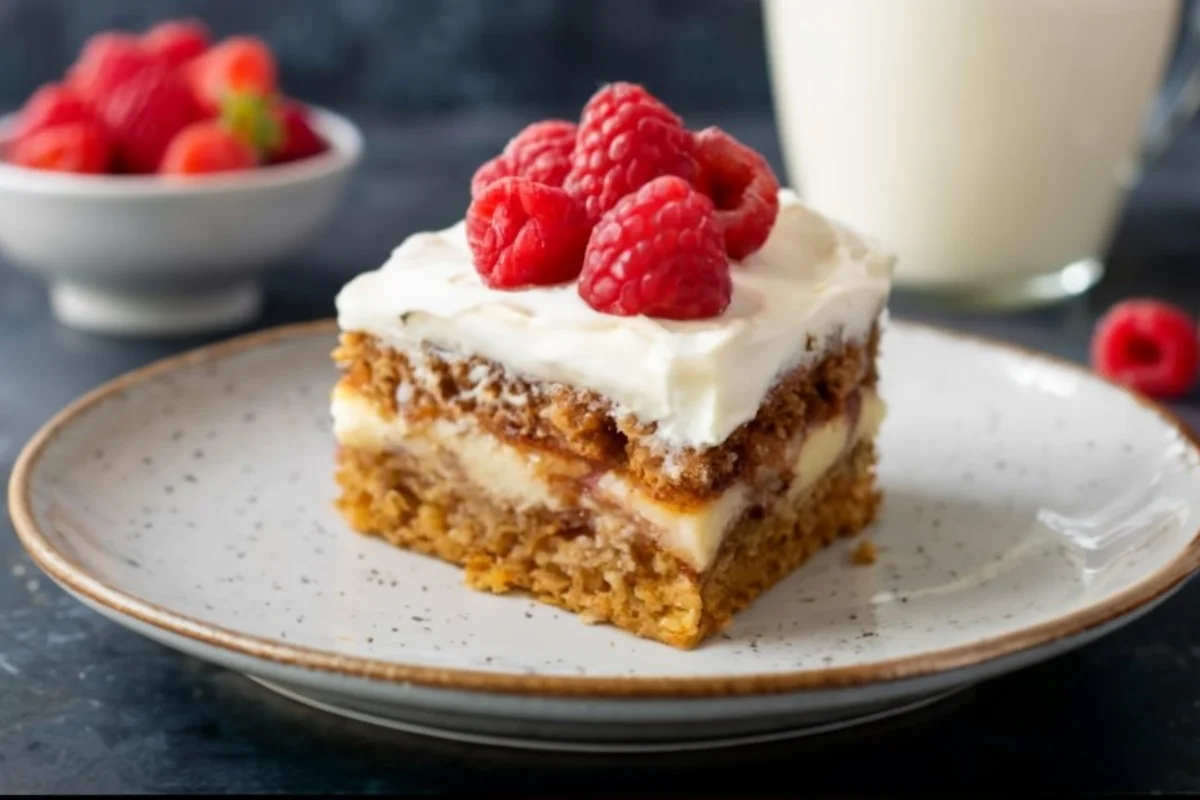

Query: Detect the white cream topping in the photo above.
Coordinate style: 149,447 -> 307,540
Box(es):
335,189 -> 892,449
331,389 -> 885,570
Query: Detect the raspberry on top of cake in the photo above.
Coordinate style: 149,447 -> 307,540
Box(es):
337,187 -> 889,451
331,82 -> 893,649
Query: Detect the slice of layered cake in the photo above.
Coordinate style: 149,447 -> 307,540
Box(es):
332,83 -> 892,648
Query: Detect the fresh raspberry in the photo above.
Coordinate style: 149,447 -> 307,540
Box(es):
1090,299 -> 1200,399
470,155 -> 514,199
67,32 -> 156,110
160,120 -> 258,175
268,101 -> 328,164
187,36 -> 278,115
466,176 -> 591,289
8,84 -> 95,144
564,82 -> 698,222
142,18 -> 211,69
98,63 -> 204,173
693,126 -> 780,260
504,120 -> 575,186
578,176 -> 731,320
7,122 -> 111,174
470,120 -> 576,199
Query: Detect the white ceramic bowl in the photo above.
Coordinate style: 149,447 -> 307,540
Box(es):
0,106 -> 363,337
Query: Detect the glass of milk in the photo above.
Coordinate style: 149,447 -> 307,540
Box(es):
763,0 -> 1200,308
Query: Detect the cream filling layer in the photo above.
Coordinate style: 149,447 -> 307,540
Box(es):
332,388 -> 885,570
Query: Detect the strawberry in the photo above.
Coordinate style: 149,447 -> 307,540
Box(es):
186,36 -> 278,115
8,122 -> 111,174
98,63 -> 204,173
142,18 -> 211,69
269,101 -> 328,164
67,32 -> 156,111
220,92 -> 283,154
160,120 -> 258,175
8,83 -> 95,145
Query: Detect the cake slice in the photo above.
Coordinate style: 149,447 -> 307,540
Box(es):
331,85 -> 892,649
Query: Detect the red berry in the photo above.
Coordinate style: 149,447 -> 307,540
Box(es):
67,32 -> 156,110
504,120 -> 575,186
578,176 -> 731,320
471,154 -> 514,199
470,120 -> 576,199
466,177 -> 591,290
160,120 -> 258,175
98,63 -> 204,173
269,101 -> 328,164
187,36 -> 278,115
143,18 -> 211,69
693,127 -> 780,260
1090,299 -> 1200,399
564,82 -> 698,222
8,83 -> 95,144
8,122 -> 111,174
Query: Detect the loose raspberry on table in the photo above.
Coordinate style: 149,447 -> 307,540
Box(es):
98,63 -> 204,173
578,175 -> 731,320
564,82 -> 698,222
7,84 -> 95,145
470,119 -> 576,199
67,32 -> 157,110
693,126 -> 780,260
466,176 -> 591,290
1090,299 -> 1200,399
8,122 -> 111,174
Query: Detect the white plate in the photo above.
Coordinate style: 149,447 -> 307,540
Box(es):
10,320 -> 1200,751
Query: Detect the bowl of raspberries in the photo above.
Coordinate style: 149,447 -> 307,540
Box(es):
0,18 -> 363,337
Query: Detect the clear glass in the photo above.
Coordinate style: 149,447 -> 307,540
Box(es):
763,0 -> 1200,310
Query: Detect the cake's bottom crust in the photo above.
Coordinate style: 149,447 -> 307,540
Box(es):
334,440 -> 880,649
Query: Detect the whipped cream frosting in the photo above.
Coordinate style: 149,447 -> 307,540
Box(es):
335,189 -> 893,449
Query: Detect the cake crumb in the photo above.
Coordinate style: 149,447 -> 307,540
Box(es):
851,540 -> 877,565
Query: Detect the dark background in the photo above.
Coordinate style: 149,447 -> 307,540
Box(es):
0,0 -> 772,114
4,0 -> 1200,794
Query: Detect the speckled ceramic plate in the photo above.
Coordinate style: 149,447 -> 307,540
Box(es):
10,320 -> 1200,751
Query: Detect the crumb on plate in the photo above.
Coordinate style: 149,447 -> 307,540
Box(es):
852,540 -> 877,565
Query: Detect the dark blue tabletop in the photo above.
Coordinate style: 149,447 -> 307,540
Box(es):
3,110 -> 1200,793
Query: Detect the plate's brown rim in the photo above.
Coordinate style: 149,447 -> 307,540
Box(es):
9,317 -> 1200,700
